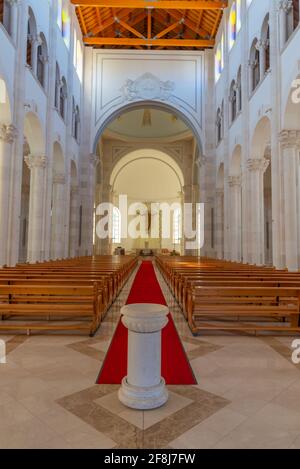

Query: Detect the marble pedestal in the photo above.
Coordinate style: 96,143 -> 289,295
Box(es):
118,303 -> 169,410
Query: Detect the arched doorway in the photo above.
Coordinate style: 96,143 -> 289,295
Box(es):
281,73 -> 300,270
108,149 -> 184,255
69,160 -> 80,257
50,142 -> 65,260
249,116 -> 271,266
216,163 -> 225,260
22,111 -> 46,264
0,75 -> 13,267
92,106 -> 200,256
229,145 -> 242,262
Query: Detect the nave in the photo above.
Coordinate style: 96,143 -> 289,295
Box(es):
0,256 -> 300,449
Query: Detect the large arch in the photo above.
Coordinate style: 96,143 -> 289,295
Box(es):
110,149 -> 184,192
251,116 -> 271,159
23,111 -> 45,156
108,149 -> 184,255
283,73 -> 300,130
92,101 -> 204,157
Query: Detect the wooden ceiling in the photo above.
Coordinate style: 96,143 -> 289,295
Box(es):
71,1 -> 227,50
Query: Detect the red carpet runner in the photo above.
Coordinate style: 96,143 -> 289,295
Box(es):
97,261 -> 197,385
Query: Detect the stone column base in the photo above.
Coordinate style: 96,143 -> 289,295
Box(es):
118,377 -> 168,410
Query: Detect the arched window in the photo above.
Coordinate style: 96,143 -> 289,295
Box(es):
249,40 -> 260,92
215,34 -> 224,82
261,15 -> 270,75
286,0 -> 300,40
62,5 -> 70,48
72,97 -> 80,142
60,77 -> 67,120
252,49 -> 260,90
26,10 -> 37,69
237,66 -> 242,112
265,24 -> 270,72
229,80 -> 237,123
0,0 -> 12,36
112,207 -> 121,244
54,63 -> 60,109
74,106 -> 80,142
36,34 -> 48,89
229,1 -> 237,50
173,208 -> 182,245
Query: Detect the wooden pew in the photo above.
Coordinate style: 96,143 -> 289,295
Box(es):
0,255 -> 138,335
186,286 -> 300,335
155,255 -> 300,335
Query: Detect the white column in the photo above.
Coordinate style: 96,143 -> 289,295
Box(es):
69,185 -> 79,257
8,0 -> 19,43
0,124 -> 17,267
118,303 -> 169,410
51,173 -> 66,260
280,130 -> 300,271
25,154 -> 47,264
247,158 -> 269,265
279,0 -> 292,47
215,189 -> 224,260
228,176 -> 242,262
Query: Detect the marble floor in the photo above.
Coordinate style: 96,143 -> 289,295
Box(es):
0,262 -> 300,449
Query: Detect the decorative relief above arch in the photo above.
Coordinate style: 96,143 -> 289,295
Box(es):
120,73 -> 175,102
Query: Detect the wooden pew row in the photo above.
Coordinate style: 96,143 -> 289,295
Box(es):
0,255 -> 138,335
155,256 -> 300,335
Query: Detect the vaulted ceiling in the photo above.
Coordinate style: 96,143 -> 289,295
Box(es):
71,0 -> 227,50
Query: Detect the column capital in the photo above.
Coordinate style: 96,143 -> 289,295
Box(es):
196,155 -> 207,168
279,130 -> 300,149
0,124 -> 18,143
247,158 -> 269,173
216,189 -> 224,197
228,176 -> 242,187
24,154 -> 47,170
278,0 -> 293,12
53,173 -> 66,184
89,153 -> 100,168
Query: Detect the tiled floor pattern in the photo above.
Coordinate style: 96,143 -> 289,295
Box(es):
0,260 -> 299,448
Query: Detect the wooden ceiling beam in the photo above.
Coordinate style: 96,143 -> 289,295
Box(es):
167,9 -> 209,37
87,8 -> 132,35
72,1 -> 227,11
154,19 -> 184,39
116,18 -> 146,38
84,37 -> 215,47
147,9 -> 151,39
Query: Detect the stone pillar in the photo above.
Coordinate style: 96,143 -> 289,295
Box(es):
50,173 -> 66,260
118,303 -> 169,410
69,185 -> 79,258
247,158 -> 269,265
280,130 -> 300,271
8,0 -> 19,43
279,0 -> 293,47
0,124 -> 17,267
183,184 -> 193,254
215,189 -> 224,260
25,154 -> 47,264
228,176 -> 242,262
